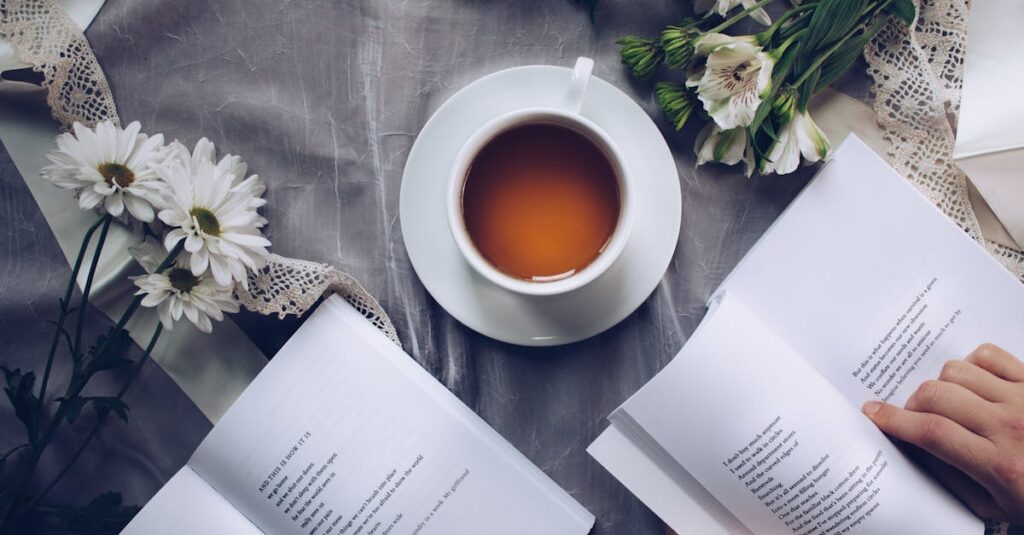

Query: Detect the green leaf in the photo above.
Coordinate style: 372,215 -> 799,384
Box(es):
798,67 -> 820,109
749,87 -> 777,135
772,44 -> 800,89
813,20 -> 884,92
60,396 -> 89,424
91,397 -> 130,423
86,327 -> 131,372
2,366 -> 39,442
797,0 -> 866,72
884,0 -> 916,25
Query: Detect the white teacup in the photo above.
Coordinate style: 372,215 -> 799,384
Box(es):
446,57 -> 635,297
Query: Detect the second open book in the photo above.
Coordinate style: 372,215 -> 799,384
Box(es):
590,136 -> 1024,534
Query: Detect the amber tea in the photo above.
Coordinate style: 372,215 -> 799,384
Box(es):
461,123 -> 621,282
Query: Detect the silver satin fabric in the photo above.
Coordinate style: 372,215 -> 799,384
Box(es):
0,0 -> 872,532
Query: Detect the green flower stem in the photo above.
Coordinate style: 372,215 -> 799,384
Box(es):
36,216 -> 107,421
759,2 -> 816,43
708,0 -> 774,34
791,0 -> 890,90
83,239 -> 184,376
26,323 -> 164,509
72,215 -> 113,359
3,240 -> 184,528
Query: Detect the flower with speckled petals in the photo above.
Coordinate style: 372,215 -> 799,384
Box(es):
155,142 -> 269,288
687,33 -> 774,130
41,120 -> 168,221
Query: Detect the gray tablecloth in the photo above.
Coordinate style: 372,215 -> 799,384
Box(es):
1,0 -> 874,532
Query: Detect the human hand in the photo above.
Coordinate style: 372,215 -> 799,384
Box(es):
862,344 -> 1024,523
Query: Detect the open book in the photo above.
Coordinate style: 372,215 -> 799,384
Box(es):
124,296 -> 594,535
589,136 -> 1024,534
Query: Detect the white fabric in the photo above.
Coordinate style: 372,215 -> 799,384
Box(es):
863,0 -> 1024,281
953,0 -> 1024,159
951,0 -> 1024,251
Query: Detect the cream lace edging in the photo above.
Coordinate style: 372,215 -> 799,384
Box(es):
0,0 -> 400,345
865,0 -> 1024,280
0,0 -> 119,128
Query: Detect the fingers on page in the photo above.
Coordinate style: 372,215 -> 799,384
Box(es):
938,359 -> 1015,403
966,344 -> 1024,383
862,401 -> 997,483
904,379 -> 997,437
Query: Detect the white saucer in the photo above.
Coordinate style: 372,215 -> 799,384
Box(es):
399,64 -> 681,346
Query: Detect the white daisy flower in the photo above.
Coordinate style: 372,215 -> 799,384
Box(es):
155,142 -> 270,288
687,33 -> 774,130
695,123 -> 756,177
41,120 -> 168,222
167,138 -> 268,226
693,0 -> 771,26
130,240 -> 239,334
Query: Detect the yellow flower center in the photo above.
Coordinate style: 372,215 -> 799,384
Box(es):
189,207 -> 221,236
168,268 -> 199,293
98,162 -> 135,188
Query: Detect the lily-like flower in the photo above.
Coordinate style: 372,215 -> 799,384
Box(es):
759,91 -> 831,175
695,122 -> 755,177
693,0 -> 772,26
687,33 -> 774,130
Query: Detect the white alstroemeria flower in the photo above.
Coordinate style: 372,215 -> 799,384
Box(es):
693,0 -> 771,26
155,142 -> 270,288
130,240 -> 239,333
760,110 -> 831,175
42,120 -> 168,221
687,33 -> 774,130
695,123 -> 755,177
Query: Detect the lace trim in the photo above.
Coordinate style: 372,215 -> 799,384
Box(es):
0,0 -> 400,343
0,0 -> 119,128
864,0 -> 1024,280
239,254 -> 399,344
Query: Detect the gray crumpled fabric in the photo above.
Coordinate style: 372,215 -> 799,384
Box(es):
3,0 -> 876,533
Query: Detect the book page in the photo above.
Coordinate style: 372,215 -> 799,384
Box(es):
717,136 -> 1024,407
615,295 -> 981,535
186,296 -> 593,535
122,466 -> 261,534
587,426 -> 750,535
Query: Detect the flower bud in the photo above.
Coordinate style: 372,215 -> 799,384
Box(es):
655,82 -> 695,131
618,36 -> 664,79
661,23 -> 700,69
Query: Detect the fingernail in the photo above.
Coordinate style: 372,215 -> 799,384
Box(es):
862,401 -> 883,417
